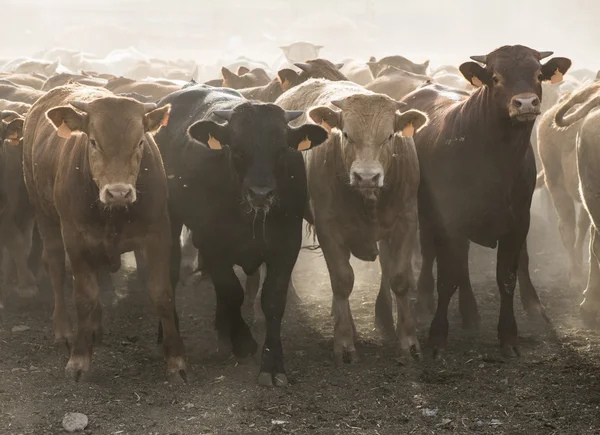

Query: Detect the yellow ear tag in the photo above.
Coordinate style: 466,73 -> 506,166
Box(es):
320,120 -> 332,134
297,137 -> 311,151
56,121 -> 72,139
551,69 -> 563,84
471,76 -> 483,87
402,122 -> 415,137
207,134 -> 222,150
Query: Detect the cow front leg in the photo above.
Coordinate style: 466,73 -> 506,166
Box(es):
416,217 -> 436,316
65,252 -> 102,381
157,218 -> 183,344
317,226 -> 356,365
257,261 -> 294,387
496,218 -> 530,358
517,241 -> 548,322
145,226 -> 186,381
210,266 -> 257,359
457,243 -> 479,330
379,219 -> 420,359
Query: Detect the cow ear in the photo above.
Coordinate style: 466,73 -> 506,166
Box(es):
277,69 -> 300,92
221,67 -> 239,88
0,110 -> 21,122
459,61 -> 491,87
308,106 -> 341,133
288,124 -> 328,151
46,106 -> 88,138
237,66 -> 250,76
395,109 -> 428,137
188,120 -> 228,150
2,118 -> 24,145
144,104 -> 171,133
541,57 -> 572,83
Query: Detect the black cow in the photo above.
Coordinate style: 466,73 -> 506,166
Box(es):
154,85 -> 327,386
401,45 -> 571,357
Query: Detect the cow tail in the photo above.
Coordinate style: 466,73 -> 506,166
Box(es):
554,85 -> 600,128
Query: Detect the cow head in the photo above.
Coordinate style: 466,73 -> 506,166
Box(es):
277,59 -> 347,92
188,103 -> 328,213
308,95 -> 428,201
459,45 -> 571,122
46,97 -> 170,207
221,67 -> 271,89
0,111 -> 24,146
279,42 -> 324,63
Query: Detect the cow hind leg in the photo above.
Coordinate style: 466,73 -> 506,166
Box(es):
1,219 -> 38,298
573,206 -> 590,288
518,241 -> 549,322
458,244 -> 480,330
374,276 -> 396,342
416,221 -> 436,316
581,227 -> 600,327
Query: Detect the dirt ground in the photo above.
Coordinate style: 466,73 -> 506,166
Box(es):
1,207 -> 600,435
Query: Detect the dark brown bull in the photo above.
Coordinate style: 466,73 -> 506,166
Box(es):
23,84 -> 186,381
401,45 -> 571,357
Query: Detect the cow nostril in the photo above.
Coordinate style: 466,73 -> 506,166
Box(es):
353,172 -> 363,181
514,99 -> 522,108
106,190 -> 114,199
372,173 -> 381,184
532,98 -> 540,107
123,189 -> 132,198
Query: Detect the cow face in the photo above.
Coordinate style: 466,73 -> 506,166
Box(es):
0,111 -> 25,145
221,67 -> 270,89
46,97 -> 170,207
309,95 -> 428,201
188,103 -> 327,213
459,45 -> 571,122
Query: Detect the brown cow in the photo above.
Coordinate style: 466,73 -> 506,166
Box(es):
401,45 -> 571,357
240,59 -> 347,103
0,111 -> 37,308
0,83 -> 45,104
42,73 -> 108,91
554,86 -> 600,325
276,79 -> 428,363
366,66 -> 430,101
105,77 -> 180,101
0,99 -> 31,115
537,84 -> 598,289
0,73 -> 45,90
22,84 -> 185,381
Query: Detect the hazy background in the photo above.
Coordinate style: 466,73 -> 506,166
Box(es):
3,0 -> 598,72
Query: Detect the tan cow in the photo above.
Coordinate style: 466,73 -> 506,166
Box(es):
553,83 -> 600,325
276,79 -> 428,363
23,84 -> 185,381
537,83 -> 599,288
366,66 -> 430,101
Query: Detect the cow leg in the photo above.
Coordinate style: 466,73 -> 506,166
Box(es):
210,266 -> 257,359
1,219 -> 38,298
317,226 -> 357,365
457,243 -> 479,330
374,273 -> 396,342
134,248 -> 148,289
28,222 -> 44,282
179,226 -> 197,282
581,227 -> 600,326
248,264 -> 265,325
38,218 -> 71,346
518,241 -> 548,321
547,181 -> 579,288
574,205 -> 591,286
429,237 -> 465,358
416,219 -> 436,316
144,224 -> 186,380
496,217 -> 530,358
380,222 -> 420,359
158,218 -> 183,344
65,252 -> 102,381
257,261 -> 293,387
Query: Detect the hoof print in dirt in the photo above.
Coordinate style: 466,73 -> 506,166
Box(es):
257,372 -> 288,387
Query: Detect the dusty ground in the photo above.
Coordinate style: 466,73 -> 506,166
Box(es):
1,210 -> 600,435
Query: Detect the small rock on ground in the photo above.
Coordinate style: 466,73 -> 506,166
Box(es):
62,412 -> 89,432
11,325 -> 30,333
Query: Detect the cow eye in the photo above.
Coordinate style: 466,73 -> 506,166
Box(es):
138,139 -> 144,148
537,73 -> 544,82
492,75 -> 500,85
89,139 -> 97,148
343,132 -> 349,139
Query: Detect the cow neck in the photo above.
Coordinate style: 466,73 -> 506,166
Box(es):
454,86 -> 534,165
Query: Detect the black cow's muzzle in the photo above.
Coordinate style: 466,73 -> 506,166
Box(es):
246,186 -> 275,209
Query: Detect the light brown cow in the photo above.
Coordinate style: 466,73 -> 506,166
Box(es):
42,73 -> 108,91
23,84 -> 185,381
553,83 -> 600,325
537,84 -> 597,289
366,66 -> 430,101
0,99 -> 31,115
0,73 -> 45,90
105,77 -> 180,101
276,79 -> 428,363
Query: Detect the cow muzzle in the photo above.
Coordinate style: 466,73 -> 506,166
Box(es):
350,168 -> 384,190
246,186 -> 275,210
509,93 -> 541,121
100,183 -> 136,206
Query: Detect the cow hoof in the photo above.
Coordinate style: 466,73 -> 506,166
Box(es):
348,349 -> 360,364
402,343 -> 421,361
274,373 -> 288,387
65,356 -> 90,382
17,285 -> 39,299
524,301 -> 551,324
333,351 -> 344,367
167,369 -> 187,384
500,344 -> 520,359
257,372 -> 273,386
166,357 -> 187,383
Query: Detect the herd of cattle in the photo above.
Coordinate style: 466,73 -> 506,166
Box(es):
1,42 -> 600,387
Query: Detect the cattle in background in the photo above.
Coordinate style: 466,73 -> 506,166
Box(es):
42,73 -> 108,91
340,59 -> 375,86
0,74 -> 46,90
368,56 -> 430,77
0,111 -> 37,308
9,59 -> 65,76
0,100 -> 31,115
275,42 -> 324,70
554,85 -> 600,325
365,66 -> 430,101
276,79 -> 428,364
105,77 -> 181,101
154,84 -> 327,386
23,85 -> 185,381
220,67 -> 271,89
240,59 -> 347,103
0,83 -> 45,104
536,83 -> 597,290
401,45 -> 571,357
